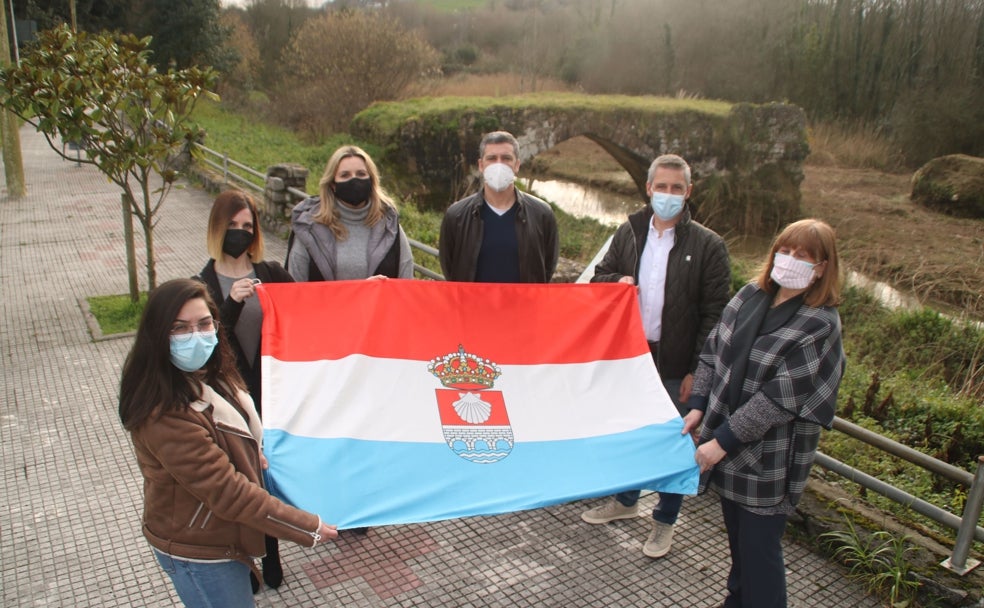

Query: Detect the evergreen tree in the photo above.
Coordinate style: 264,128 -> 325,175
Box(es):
130,0 -> 228,70
11,0 -> 129,34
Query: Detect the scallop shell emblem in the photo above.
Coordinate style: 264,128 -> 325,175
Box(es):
452,392 -> 492,424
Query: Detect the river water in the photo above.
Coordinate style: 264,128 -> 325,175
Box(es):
520,177 -> 642,227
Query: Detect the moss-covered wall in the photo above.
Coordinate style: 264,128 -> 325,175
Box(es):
351,93 -> 809,236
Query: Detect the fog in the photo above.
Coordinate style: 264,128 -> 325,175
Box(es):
222,0 -> 324,6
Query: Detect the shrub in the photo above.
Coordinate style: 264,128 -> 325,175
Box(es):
277,10 -> 440,138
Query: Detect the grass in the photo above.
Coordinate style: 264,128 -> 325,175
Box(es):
525,135 -> 637,195
549,201 -> 611,261
352,92 -> 733,138
820,517 -> 920,606
807,121 -> 904,172
406,72 -> 575,98
191,99 -> 386,187
87,293 -> 147,335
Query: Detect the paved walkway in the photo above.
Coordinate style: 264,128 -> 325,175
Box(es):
0,125 -> 882,607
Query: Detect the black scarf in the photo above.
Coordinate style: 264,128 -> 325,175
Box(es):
726,289 -> 804,413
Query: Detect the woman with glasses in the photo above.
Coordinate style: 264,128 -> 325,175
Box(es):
287,145 -> 414,281
195,190 -> 294,590
118,279 -> 337,608
684,219 -> 846,608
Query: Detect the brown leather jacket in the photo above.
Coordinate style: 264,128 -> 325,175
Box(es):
130,384 -> 322,563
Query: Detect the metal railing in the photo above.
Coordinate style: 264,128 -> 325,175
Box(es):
191,144 -> 983,574
816,419 -> 983,575
194,142 -> 266,194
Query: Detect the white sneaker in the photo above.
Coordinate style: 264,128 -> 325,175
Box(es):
580,498 -> 639,524
642,520 -> 674,558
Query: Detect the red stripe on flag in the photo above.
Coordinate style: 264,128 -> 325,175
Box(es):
257,280 -> 648,364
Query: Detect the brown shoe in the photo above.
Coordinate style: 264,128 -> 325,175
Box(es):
642,520 -> 674,558
580,498 -> 639,524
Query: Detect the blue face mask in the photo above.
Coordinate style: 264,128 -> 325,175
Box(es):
650,192 -> 685,221
169,331 -> 218,372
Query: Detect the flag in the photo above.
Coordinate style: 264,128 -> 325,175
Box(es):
257,280 -> 698,529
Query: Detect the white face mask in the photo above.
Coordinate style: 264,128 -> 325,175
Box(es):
483,163 -> 516,193
770,252 -> 817,290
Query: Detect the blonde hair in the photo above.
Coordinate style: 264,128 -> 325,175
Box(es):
755,218 -> 841,307
206,190 -> 265,262
314,145 -> 396,240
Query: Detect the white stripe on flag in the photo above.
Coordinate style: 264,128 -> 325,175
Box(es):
262,352 -> 677,442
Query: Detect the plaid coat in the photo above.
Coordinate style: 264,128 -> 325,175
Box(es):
691,283 -> 845,508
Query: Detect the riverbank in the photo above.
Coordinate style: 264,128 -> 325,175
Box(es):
529,136 -> 984,319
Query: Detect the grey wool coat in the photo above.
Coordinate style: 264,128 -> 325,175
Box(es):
688,283 -> 846,510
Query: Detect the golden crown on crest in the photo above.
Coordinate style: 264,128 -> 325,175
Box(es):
428,345 -> 501,390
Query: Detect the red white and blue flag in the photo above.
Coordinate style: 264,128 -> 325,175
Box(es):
257,280 -> 698,529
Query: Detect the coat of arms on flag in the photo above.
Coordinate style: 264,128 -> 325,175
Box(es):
429,345 -> 512,464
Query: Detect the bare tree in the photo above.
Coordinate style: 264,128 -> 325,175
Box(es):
280,10 -> 439,136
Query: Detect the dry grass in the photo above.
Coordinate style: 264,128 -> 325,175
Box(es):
800,165 -> 984,317
405,72 -> 576,98
807,121 -> 904,173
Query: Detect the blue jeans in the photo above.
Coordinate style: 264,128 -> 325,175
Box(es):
154,549 -> 255,608
615,377 -> 686,525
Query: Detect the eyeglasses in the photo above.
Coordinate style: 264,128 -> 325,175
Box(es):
170,318 -> 219,339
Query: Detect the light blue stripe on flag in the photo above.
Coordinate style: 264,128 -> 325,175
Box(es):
263,420 -> 698,529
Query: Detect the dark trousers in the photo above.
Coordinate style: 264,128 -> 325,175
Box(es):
720,497 -> 788,608
614,375 -> 686,525
616,489 -> 683,525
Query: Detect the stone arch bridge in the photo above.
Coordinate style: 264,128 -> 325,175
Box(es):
351,94 -> 809,236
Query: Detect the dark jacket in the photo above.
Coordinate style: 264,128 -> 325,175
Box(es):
591,206 -> 730,379
439,190 -> 559,283
132,384 -> 322,564
690,283 -> 845,508
196,259 -> 293,411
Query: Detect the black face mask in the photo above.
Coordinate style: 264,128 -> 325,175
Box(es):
333,177 -> 372,206
222,229 -> 254,259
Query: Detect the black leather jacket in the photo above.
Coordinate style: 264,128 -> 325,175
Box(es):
439,189 -> 559,283
592,206 -> 730,379
195,259 -> 293,413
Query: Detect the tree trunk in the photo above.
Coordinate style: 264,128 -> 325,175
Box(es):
122,193 -> 139,302
140,183 -> 157,290
144,213 -> 157,291
0,3 -> 25,198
